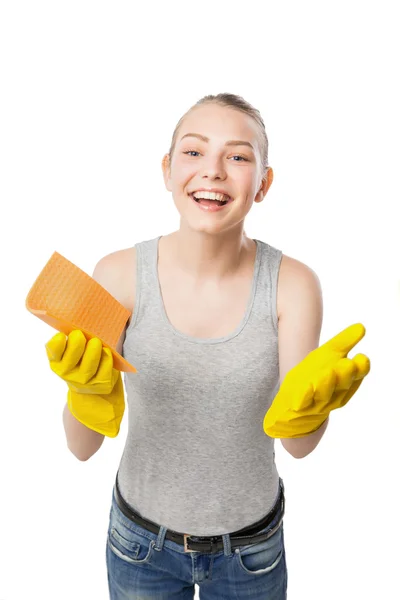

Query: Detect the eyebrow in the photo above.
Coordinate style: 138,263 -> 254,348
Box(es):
180,133 -> 255,151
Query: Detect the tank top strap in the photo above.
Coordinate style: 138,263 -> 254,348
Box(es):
252,240 -> 283,336
128,236 -> 162,330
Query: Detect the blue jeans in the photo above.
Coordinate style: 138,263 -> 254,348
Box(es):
106,484 -> 287,599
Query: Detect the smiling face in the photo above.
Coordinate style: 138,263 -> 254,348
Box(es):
162,103 -> 273,236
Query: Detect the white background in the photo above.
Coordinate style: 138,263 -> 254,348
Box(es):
1,1 -> 399,598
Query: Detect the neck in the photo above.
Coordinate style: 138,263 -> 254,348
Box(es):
165,226 -> 254,283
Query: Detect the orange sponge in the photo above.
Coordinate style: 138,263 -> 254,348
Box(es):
26,251 -> 136,373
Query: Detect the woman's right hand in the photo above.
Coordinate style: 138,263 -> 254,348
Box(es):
45,329 -> 120,395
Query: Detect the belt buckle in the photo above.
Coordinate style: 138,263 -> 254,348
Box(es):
183,533 -> 196,553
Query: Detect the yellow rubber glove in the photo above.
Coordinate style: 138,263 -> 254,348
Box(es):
263,323 -> 371,439
45,329 -> 125,438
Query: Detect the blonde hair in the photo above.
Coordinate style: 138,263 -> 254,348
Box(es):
167,93 -> 269,173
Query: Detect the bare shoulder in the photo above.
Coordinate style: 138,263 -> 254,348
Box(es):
277,254 -> 322,321
92,247 -> 137,354
276,254 -> 323,385
92,246 -> 136,312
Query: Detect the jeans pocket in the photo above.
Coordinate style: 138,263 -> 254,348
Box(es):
107,507 -> 155,566
235,521 -> 284,576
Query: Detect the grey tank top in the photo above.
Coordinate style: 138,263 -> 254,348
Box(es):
117,235 -> 283,536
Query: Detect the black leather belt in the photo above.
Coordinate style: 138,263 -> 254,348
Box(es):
114,473 -> 285,554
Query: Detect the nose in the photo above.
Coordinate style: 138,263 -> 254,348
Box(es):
200,156 -> 227,180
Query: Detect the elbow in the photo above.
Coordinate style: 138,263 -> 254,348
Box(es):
287,449 -> 306,459
291,451 -> 309,459
292,446 -> 318,459
67,444 -> 94,462
289,444 -> 315,459
282,443 -> 312,459
281,439 -> 310,459
76,454 -> 90,462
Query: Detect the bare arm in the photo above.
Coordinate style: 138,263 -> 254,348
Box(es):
277,257 -> 326,459
63,403 -> 105,460
62,252 -> 128,460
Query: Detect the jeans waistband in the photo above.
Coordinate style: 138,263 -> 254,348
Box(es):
113,472 -> 285,555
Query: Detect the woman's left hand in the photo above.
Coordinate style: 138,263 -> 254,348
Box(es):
263,323 -> 371,439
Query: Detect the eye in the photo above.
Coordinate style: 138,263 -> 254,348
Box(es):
182,150 -> 248,162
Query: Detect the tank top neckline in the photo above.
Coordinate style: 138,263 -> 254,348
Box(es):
152,235 -> 262,345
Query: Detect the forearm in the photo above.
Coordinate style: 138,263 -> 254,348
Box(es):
62,402 -> 105,461
280,416 -> 329,459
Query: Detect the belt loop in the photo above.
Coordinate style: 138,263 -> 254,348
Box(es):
280,478 -> 285,517
222,533 -> 232,556
154,525 -> 168,552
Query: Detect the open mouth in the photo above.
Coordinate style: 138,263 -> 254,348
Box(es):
189,193 -> 233,207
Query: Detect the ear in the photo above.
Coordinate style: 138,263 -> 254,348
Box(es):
161,154 -> 172,191
255,166 -> 274,203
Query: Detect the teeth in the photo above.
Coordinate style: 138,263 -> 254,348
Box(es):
192,191 -> 231,202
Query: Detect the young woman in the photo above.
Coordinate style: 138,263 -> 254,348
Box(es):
49,93 -> 369,599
